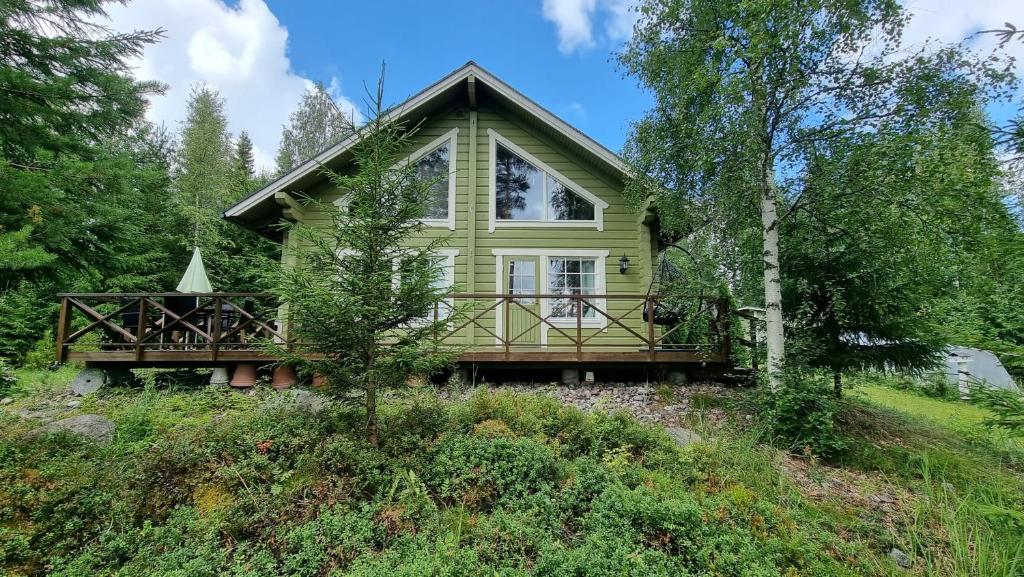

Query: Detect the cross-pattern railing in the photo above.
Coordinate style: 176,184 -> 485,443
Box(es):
55,293 -> 731,364
55,293 -> 287,363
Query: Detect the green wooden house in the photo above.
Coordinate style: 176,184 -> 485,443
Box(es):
52,62 -> 730,376
223,62 -> 729,369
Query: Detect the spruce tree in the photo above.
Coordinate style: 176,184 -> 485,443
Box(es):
0,0 -> 166,360
272,75 -> 458,446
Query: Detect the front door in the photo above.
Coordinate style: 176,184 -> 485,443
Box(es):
505,257 -> 541,346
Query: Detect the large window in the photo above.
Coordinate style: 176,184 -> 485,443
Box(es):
403,128 -> 458,229
414,141 -> 451,220
495,143 -> 595,222
548,257 -> 597,319
488,129 -> 608,232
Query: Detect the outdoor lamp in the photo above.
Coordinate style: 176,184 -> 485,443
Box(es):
619,254 -> 630,274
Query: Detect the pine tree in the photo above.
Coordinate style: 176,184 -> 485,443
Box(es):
172,86 -> 277,291
275,82 -> 353,174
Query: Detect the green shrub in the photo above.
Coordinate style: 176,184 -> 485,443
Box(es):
759,369 -> 848,459
0,358 -> 15,397
420,433 -> 559,509
22,331 -> 55,370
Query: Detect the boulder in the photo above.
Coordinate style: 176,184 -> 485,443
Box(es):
888,547 -> 912,569
288,389 -> 330,414
72,367 -> 107,396
0,397 -> 12,406
665,426 -> 702,447
37,414 -> 115,442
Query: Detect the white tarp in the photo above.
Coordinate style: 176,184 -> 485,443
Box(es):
945,346 -> 1019,393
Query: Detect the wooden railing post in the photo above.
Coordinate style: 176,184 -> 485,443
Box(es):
433,301 -> 440,345
646,295 -> 655,361
55,296 -> 72,363
575,295 -> 582,361
503,296 -> 510,359
135,297 -> 147,361
212,296 -> 222,362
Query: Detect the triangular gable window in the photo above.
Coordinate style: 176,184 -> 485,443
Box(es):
495,144 -> 595,222
414,140 -> 451,220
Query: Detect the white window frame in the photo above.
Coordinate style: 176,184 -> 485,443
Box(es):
399,127 -> 459,230
336,248 -> 458,323
492,248 -> 608,346
487,129 -> 608,233
399,248 -> 459,325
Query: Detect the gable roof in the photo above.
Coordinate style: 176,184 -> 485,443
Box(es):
223,61 -> 630,238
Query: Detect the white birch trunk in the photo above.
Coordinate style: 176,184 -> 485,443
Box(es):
760,183 -> 785,391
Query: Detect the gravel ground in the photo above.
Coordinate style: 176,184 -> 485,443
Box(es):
439,382 -> 738,427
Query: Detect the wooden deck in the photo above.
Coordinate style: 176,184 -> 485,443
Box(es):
55,292 -> 732,367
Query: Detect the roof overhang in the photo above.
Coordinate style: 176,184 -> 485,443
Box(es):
223,61 -> 632,239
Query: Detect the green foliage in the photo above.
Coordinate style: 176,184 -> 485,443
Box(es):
619,0 -> 1013,386
0,1 -> 181,361
758,369 -> 848,459
6,373 -> 1024,576
274,81 -> 354,175
0,358 -> 15,397
971,385 -> 1024,437
271,74 -> 458,445
172,86 -> 278,292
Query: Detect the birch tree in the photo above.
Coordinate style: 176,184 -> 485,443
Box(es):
619,0 -> 1008,389
275,82 -> 354,174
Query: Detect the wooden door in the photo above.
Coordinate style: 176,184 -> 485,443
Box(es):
505,257 -> 540,346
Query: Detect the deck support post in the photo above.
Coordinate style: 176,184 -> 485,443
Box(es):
503,296 -> 510,360
212,296 -> 222,362
575,296 -> 582,362
646,295 -> 655,362
55,296 -> 72,363
134,298 -> 147,362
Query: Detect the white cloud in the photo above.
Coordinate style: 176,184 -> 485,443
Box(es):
543,0 -> 598,53
103,0 -> 358,173
900,0 -> 1024,79
542,0 -> 638,54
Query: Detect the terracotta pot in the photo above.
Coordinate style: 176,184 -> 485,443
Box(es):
230,362 -> 257,388
272,365 -> 296,390
312,373 -> 328,388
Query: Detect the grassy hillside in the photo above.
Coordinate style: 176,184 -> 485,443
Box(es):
0,369 -> 1021,576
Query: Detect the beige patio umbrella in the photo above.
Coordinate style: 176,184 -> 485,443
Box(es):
176,246 -> 213,293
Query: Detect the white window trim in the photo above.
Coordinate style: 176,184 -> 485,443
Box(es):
492,248 -> 608,346
336,248 -> 459,318
398,127 -> 459,230
487,129 -> 608,233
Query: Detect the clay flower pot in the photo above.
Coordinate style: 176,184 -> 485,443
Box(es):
271,365 -> 296,390
230,363 -> 257,388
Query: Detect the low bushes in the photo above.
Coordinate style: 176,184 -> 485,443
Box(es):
0,387 -> 874,576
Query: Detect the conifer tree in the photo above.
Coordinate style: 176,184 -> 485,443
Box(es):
0,0 -> 165,360
272,75 -> 458,446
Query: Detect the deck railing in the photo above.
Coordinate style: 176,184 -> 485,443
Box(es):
55,293 -> 731,364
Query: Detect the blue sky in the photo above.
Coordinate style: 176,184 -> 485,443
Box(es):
264,0 -> 647,155
105,0 -> 1023,171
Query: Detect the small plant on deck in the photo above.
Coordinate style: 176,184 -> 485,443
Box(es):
271,71 -> 460,446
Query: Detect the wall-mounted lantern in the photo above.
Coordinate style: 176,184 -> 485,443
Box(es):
619,254 -> 630,274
